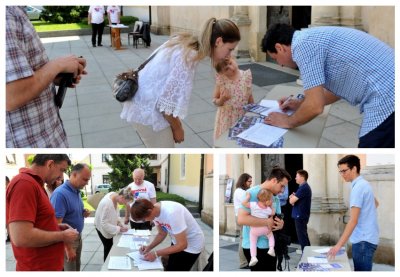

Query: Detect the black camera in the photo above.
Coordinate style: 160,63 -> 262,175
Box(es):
274,213 -> 284,220
54,73 -> 75,108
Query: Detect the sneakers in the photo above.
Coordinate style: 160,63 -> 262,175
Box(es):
249,256 -> 258,266
268,248 -> 276,257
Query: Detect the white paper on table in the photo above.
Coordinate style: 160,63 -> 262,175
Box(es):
308,256 -> 329,264
130,240 -> 147,250
117,235 -> 133,248
130,229 -> 151,236
108,256 -> 131,270
259,99 -> 294,116
237,123 -> 287,147
121,229 -> 136,235
312,247 -> 345,256
126,251 -> 164,270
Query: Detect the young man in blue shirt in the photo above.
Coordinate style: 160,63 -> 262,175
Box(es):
289,169 -> 312,252
261,24 -> 394,148
327,155 -> 379,271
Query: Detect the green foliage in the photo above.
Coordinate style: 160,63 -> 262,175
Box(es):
156,191 -> 186,205
105,155 -> 153,191
41,6 -> 89,23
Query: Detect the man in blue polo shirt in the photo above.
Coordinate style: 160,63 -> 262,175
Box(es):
261,24 -> 394,148
289,169 -> 312,252
237,167 -> 291,271
51,163 -> 91,271
327,155 -> 379,271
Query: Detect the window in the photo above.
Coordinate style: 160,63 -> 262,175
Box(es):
148,154 -> 157,160
6,154 -> 16,164
103,175 -> 110,184
102,154 -> 110,163
180,154 -> 186,179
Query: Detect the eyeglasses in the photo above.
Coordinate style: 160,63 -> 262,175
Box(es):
338,168 -> 350,174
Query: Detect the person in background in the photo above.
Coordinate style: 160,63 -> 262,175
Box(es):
131,199 -> 205,271
50,164 -> 92,271
88,5 -> 105,47
6,154 -> 78,271
289,169 -> 312,252
94,188 -> 132,261
233,173 -> 252,269
276,184 -> 289,270
124,168 -> 156,230
107,5 -> 120,24
6,6 -> 87,148
45,178 -> 64,198
120,17 -> 241,147
328,155 -> 379,271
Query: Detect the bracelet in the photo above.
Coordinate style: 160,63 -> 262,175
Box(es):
154,251 -> 158,258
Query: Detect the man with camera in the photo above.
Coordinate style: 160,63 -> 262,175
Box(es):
289,170 -> 312,253
6,6 -> 87,148
237,167 -> 291,271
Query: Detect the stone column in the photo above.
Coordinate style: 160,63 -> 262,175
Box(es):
201,172 -> 213,227
231,6 -> 251,59
339,6 -> 363,29
310,6 -> 340,27
219,174 -> 229,233
248,6 -> 267,62
150,6 -> 170,35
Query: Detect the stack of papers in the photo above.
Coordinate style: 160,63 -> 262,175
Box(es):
108,256 -> 131,270
126,251 -> 164,271
298,262 -> 343,271
117,234 -> 149,250
312,247 -> 346,256
237,123 -> 287,147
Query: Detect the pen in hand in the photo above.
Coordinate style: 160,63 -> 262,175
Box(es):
281,95 -> 294,108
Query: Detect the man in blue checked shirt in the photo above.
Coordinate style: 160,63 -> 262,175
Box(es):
261,24 -> 394,148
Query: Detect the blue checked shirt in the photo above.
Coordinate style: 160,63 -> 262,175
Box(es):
292,26 -> 394,137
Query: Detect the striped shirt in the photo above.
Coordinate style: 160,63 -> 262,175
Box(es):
6,6 -> 68,147
292,26 -> 394,137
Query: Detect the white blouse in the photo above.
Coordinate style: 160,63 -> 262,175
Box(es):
120,43 -> 199,132
94,192 -> 123,239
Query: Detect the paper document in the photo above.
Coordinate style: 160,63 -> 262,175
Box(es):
108,256 -> 131,270
118,235 -> 147,250
308,256 -> 329,263
126,251 -> 164,271
132,229 -> 151,236
237,123 -> 287,147
312,247 -> 345,256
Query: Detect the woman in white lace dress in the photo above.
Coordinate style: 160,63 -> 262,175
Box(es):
120,17 -> 241,147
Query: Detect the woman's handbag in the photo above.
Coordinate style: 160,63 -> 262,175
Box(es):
112,49 -> 159,102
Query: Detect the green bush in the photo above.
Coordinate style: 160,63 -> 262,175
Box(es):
41,6 -> 89,23
156,191 -> 186,206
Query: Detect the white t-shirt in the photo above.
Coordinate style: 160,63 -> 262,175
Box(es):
233,188 -> 246,217
107,6 -> 120,23
155,201 -> 204,254
89,6 -> 105,24
127,180 -> 156,222
94,192 -> 122,239
250,202 -> 273,219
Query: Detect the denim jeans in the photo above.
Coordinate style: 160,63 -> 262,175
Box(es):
352,241 -> 377,271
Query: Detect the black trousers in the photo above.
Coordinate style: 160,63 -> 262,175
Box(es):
167,250 -> 200,271
91,22 -> 104,46
96,228 -> 113,262
294,218 -> 310,251
243,248 -> 277,271
358,112 -> 394,148
130,220 -> 152,230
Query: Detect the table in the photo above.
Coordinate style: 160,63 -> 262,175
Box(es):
109,24 -> 128,50
214,84 -> 330,148
101,229 -> 170,271
297,246 -> 352,271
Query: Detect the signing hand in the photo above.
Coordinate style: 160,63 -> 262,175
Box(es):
264,112 -> 292,128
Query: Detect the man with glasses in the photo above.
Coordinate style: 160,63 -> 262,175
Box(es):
124,168 -> 156,230
238,167 -> 291,271
327,155 -> 379,271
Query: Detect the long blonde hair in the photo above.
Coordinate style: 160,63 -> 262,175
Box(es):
164,17 -> 240,64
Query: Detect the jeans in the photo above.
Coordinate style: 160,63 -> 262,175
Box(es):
294,218 -> 310,251
352,241 -> 377,271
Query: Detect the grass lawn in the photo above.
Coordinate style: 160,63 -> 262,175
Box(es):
32,21 -> 89,32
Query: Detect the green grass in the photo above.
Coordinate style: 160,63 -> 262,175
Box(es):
32,21 -> 89,32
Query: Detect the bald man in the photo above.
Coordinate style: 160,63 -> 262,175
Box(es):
125,168 -> 156,230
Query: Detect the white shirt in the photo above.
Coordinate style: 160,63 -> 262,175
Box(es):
107,6 -> 120,23
89,6 -> 105,24
127,180 -> 156,222
94,192 -> 123,239
121,43 -> 198,132
155,201 -> 204,254
250,202 -> 273,219
233,188 -> 246,216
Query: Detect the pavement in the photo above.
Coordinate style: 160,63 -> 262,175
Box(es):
219,235 -> 394,272
6,217 -> 213,271
41,33 -> 363,148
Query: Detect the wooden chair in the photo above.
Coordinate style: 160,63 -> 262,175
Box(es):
128,21 -> 143,46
